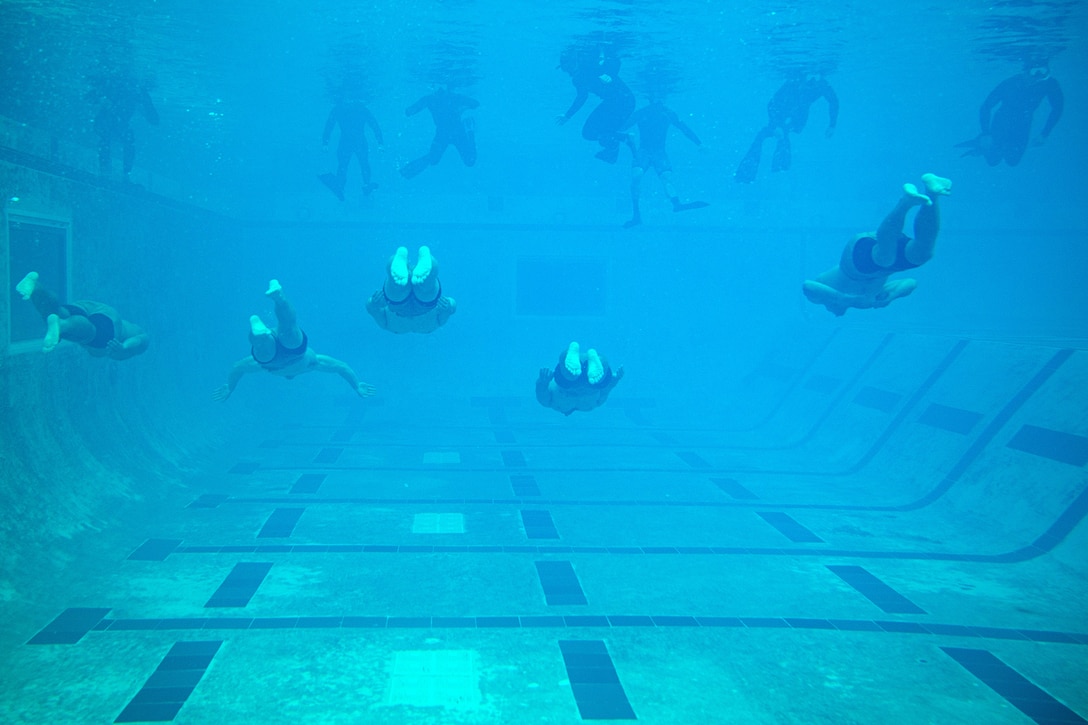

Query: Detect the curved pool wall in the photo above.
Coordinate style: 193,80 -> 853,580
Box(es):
2,143 -> 1087,723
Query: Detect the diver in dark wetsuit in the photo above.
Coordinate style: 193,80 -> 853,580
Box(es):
555,48 -> 636,163
620,99 -> 708,228
802,173 -> 951,317
956,62 -> 1063,167
213,280 -> 375,401
85,74 -> 159,179
15,272 -> 149,359
734,73 -> 838,183
536,341 -> 625,416
320,99 -> 385,200
366,246 -> 456,334
399,87 -> 479,179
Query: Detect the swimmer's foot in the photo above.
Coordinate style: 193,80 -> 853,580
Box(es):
16,271 -> 39,300
673,199 -> 709,213
586,348 -> 605,385
43,313 -> 60,352
564,341 -> 582,378
411,246 -> 433,286
921,173 -> 952,197
265,279 -> 284,300
390,247 -> 410,286
874,278 -> 917,307
623,214 -> 642,229
902,183 -> 932,206
249,315 -> 272,338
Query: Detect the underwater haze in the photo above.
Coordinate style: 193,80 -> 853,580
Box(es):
1,0 -> 1087,723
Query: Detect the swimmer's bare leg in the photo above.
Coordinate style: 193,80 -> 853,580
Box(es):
384,247 -> 411,302
907,174 -> 951,263
249,315 -> 276,363
43,314 -> 61,351
16,271 -> 39,300
558,341 -> 583,382
265,279 -> 302,348
586,348 -> 606,385
410,246 -> 440,302
872,182 -> 932,264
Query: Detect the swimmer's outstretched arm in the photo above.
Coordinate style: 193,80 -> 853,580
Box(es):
365,291 -> 388,328
106,323 -> 150,360
435,296 -> 457,325
213,358 -> 261,401
314,354 -> 376,397
596,366 -> 625,405
535,368 -> 554,407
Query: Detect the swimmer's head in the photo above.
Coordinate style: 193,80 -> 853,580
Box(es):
558,49 -> 579,73
1023,59 -> 1050,79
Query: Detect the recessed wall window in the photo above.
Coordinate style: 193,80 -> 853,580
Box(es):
7,214 -> 70,351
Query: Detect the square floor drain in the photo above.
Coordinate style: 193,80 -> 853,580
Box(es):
422,452 -> 461,464
412,513 -> 465,534
387,650 -> 480,708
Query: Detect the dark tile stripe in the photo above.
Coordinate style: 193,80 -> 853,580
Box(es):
559,640 -> 636,720
756,512 -> 824,543
312,447 -> 343,464
187,494 -> 228,509
129,539 -> 182,562
1007,424 -> 1088,467
535,561 -> 587,605
757,362 -> 798,381
917,402 -> 983,435
735,330 -> 840,433
521,510 -> 560,539
81,614 -> 1088,645
711,477 -> 758,500
27,608 -> 111,645
510,475 -> 541,497
788,333 -> 896,449
942,647 -> 1087,724
493,428 -> 517,445
803,374 -> 842,394
903,348 -> 1074,510
289,474 -> 326,495
853,386 -> 903,413
330,428 -> 354,443
826,565 -> 926,614
675,451 -> 712,469
258,508 -> 305,538
204,563 -> 273,608
501,450 -> 527,468
844,341 -> 969,475
115,641 -> 222,723
229,461 -> 260,474
649,430 -> 677,445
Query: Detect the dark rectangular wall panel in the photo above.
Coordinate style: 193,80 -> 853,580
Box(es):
1007,425 -> 1088,467
559,640 -> 636,720
853,386 -> 903,413
535,561 -> 587,606
917,403 -> 984,434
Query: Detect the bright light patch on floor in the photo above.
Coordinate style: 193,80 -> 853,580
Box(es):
422,452 -> 461,464
386,650 -> 481,708
412,513 -> 465,534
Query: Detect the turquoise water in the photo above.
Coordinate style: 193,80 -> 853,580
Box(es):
1,1 -> 1087,723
